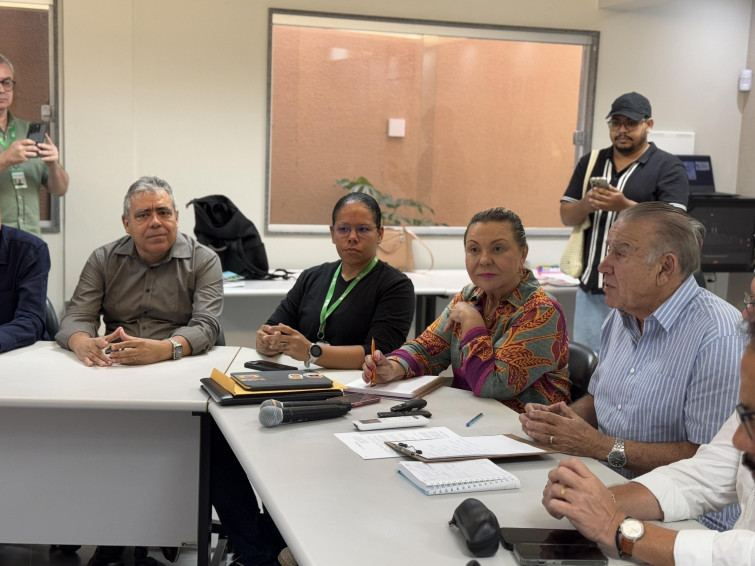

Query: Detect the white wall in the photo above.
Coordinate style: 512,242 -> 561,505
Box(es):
49,0 -> 752,306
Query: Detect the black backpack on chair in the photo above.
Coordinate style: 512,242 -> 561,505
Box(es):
187,195 -> 289,280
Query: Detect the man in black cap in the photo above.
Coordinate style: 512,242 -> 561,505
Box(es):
559,92 -> 689,352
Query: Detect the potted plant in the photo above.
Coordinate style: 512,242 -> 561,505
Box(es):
335,177 -> 442,226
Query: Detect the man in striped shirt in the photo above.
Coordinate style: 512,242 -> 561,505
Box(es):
560,92 -> 689,353
521,202 -> 744,530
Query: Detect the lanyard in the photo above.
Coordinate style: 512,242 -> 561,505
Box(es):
318,256 -> 378,339
0,121 -> 15,150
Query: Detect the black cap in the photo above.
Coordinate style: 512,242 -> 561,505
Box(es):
606,92 -> 652,121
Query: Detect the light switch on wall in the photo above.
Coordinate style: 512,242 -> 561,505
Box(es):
388,118 -> 405,137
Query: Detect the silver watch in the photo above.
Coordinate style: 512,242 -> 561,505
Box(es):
304,342 -> 323,368
607,437 -> 627,468
168,337 -> 183,360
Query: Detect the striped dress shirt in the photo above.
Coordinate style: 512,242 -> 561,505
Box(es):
590,275 -> 745,529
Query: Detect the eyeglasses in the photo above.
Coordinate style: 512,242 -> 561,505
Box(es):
0,78 -> 16,91
737,403 -> 755,439
607,118 -> 646,131
332,223 -> 377,238
745,292 -> 755,316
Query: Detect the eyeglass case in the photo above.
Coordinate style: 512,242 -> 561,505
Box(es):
448,497 -> 500,557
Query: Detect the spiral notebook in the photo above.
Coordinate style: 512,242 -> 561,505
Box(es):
397,458 -> 520,496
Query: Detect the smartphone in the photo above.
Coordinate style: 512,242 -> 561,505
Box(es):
513,543 -> 607,566
244,360 -> 298,371
26,122 -> 47,145
589,176 -> 609,189
334,392 -> 381,407
500,528 -> 595,551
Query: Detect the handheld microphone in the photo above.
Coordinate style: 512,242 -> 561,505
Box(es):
259,403 -> 351,428
260,398 -> 350,409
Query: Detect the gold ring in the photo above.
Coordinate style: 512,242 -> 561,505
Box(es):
560,486 -> 567,498
550,435 -> 554,445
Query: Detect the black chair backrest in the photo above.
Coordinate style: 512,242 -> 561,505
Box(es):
45,297 -> 59,338
568,341 -> 598,401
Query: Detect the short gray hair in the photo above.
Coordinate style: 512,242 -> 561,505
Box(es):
123,176 -> 176,217
617,202 -> 701,278
0,53 -> 15,76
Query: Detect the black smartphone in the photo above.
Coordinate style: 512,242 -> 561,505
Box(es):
330,392 -> 381,407
501,528 -> 595,551
27,122 -> 47,145
513,543 -> 607,566
244,360 -> 298,371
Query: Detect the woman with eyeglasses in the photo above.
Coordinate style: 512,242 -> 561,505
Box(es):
255,191 -> 415,369
362,207 -> 571,413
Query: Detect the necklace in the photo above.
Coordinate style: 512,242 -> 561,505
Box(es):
484,303 -> 498,323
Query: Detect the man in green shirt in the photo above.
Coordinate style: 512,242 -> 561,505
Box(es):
0,53 -> 69,235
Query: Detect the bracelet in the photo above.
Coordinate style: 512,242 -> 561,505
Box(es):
608,489 -> 617,505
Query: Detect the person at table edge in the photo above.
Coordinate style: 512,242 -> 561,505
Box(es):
215,192 -> 414,566
256,191 -> 415,369
542,284 -> 755,565
363,206 -> 570,413
55,175 -> 222,367
0,206 -> 50,352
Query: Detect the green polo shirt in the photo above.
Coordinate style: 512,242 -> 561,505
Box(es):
0,114 -> 48,236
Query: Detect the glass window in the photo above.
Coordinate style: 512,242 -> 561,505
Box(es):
267,10 -> 599,233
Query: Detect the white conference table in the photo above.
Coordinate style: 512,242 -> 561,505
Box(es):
209,348 -> 704,566
0,341 -> 241,565
222,269 -> 577,342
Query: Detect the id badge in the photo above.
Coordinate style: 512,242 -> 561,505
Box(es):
11,170 -> 28,189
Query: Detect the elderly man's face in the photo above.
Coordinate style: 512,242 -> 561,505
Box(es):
122,190 -> 178,265
598,218 -> 664,319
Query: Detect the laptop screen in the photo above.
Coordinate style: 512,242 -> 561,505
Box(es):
676,155 -> 715,194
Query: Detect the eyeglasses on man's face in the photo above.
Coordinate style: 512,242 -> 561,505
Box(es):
0,78 -> 16,92
737,403 -> 755,440
607,118 -> 646,132
332,223 -> 377,238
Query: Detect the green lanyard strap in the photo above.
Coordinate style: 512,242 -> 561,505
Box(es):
0,121 -> 16,150
318,256 -> 378,339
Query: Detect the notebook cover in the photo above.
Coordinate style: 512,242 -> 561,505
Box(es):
210,368 -> 344,397
230,369 -> 332,391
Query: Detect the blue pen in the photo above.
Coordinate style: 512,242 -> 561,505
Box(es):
466,412 -> 483,427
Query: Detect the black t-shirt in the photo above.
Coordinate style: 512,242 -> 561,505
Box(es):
266,260 -> 415,354
561,143 -> 689,293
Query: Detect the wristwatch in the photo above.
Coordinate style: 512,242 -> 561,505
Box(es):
168,337 -> 183,360
304,342 -> 323,368
616,517 -> 644,558
607,437 -> 627,468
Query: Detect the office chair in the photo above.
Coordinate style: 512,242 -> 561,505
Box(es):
568,341 -> 598,402
45,297 -> 59,338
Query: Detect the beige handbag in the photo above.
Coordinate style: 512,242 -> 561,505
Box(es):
559,150 -> 600,278
378,226 -> 435,272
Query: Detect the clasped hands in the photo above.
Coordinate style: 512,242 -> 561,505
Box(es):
256,324 -> 310,361
69,327 -> 172,367
519,401 -> 601,458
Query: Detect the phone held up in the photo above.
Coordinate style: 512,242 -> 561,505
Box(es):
26,122 -> 47,145
589,176 -> 609,189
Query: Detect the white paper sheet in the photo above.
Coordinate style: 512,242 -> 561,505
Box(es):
335,426 -> 460,459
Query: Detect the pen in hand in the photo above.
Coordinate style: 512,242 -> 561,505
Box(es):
466,412 -> 483,427
370,337 -> 376,387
